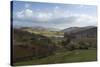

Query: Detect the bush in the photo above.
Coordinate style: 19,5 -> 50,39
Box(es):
77,38 -> 97,48
78,41 -> 90,49
65,42 -> 78,51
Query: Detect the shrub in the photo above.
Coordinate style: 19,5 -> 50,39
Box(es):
78,41 -> 90,49
64,42 -> 78,51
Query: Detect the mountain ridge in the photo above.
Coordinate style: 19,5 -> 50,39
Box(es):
61,26 -> 97,33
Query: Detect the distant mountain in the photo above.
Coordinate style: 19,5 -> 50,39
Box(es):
64,26 -> 97,38
61,27 -> 80,33
31,26 -> 60,31
14,26 -> 60,32
61,26 -> 96,33
46,28 -> 60,31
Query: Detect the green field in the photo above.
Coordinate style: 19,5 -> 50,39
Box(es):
22,28 -> 64,37
14,49 -> 97,66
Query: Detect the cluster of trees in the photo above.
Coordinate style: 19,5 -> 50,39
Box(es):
62,33 -> 97,51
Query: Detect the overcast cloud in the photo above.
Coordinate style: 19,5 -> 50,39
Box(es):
12,1 -> 97,29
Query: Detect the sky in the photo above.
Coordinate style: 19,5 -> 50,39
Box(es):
12,1 -> 97,29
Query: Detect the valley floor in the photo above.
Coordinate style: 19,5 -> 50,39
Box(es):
14,48 -> 97,66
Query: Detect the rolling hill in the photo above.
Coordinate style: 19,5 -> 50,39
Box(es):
61,26 -> 97,33
12,28 -> 56,63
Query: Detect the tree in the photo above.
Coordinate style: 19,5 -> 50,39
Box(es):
62,33 -> 75,47
78,41 -> 90,49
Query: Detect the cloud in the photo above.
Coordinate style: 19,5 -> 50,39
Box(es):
54,14 -> 97,29
15,8 -> 34,22
13,5 -> 97,29
17,9 -> 33,18
14,6 -> 69,22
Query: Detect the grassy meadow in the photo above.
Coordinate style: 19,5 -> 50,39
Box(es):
14,49 -> 97,66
